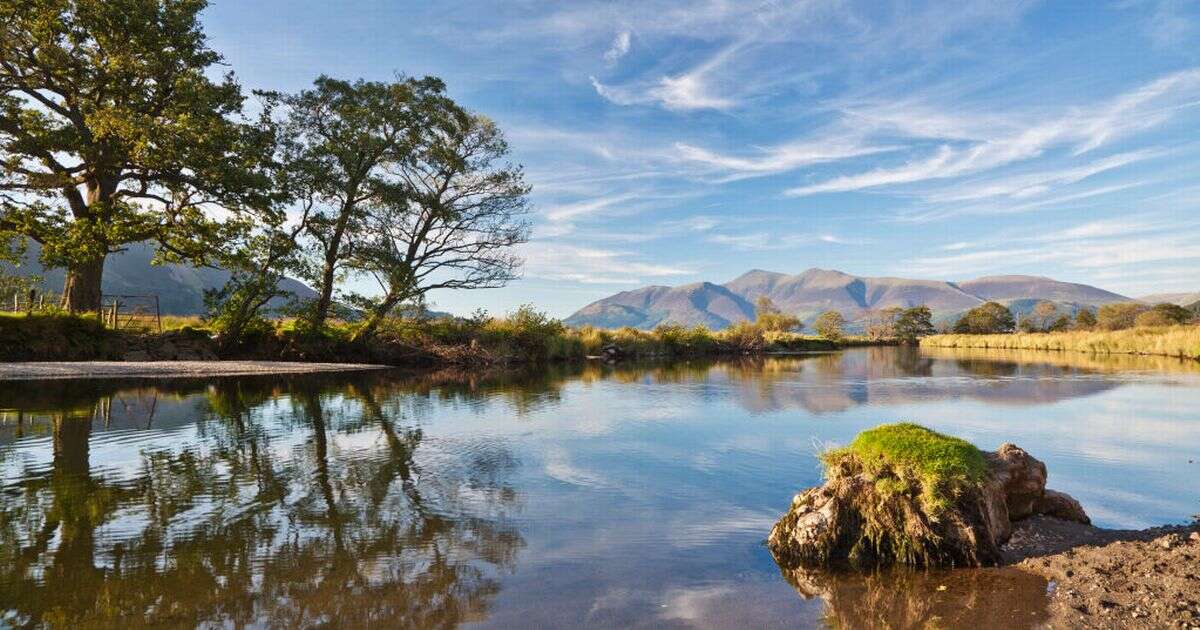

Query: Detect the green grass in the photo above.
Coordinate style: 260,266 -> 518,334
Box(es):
921,324 -> 1200,360
822,422 -> 987,515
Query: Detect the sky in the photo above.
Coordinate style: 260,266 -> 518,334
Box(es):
201,0 -> 1200,317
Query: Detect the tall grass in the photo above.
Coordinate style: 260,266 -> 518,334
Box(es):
921,325 -> 1200,360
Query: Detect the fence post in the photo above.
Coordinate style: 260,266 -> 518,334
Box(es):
155,294 -> 161,333
110,300 -> 118,329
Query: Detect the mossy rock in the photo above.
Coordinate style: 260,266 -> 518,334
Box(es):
768,423 -> 1088,569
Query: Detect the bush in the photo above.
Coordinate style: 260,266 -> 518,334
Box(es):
1097,302 -> 1148,330
953,302 -> 1015,334
814,311 -> 846,341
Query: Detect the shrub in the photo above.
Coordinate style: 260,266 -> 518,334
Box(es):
814,311 -> 846,341
952,302 -> 1015,334
1097,302 -> 1148,330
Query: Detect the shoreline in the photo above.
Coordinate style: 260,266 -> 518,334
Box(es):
0,360 -> 392,381
1004,516 -> 1200,628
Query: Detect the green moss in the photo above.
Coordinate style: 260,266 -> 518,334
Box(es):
822,422 -> 987,515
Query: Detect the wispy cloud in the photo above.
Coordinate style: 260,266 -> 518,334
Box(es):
591,40 -> 744,111
521,242 -> 693,285
786,69 -> 1200,197
603,29 -> 632,64
674,137 -> 896,181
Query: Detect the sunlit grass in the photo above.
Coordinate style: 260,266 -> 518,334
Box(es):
921,325 -> 1200,360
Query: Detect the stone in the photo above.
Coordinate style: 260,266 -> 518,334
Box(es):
1035,489 -> 1091,525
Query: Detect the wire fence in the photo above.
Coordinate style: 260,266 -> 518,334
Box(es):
1,290 -> 162,333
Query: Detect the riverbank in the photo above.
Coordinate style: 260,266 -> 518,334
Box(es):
0,360 -> 390,380
0,311 -> 895,366
921,325 -> 1200,360
1005,516 -> 1200,628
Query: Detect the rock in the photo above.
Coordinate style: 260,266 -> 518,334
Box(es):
1035,489 -> 1091,525
986,443 -> 1047,520
768,440 -> 1088,569
1189,531 -> 1199,543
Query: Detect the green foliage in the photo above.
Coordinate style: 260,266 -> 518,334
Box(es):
952,302 -> 1015,334
813,310 -> 846,341
0,312 -> 122,360
822,422 -> 987,515
1074,308 -> 1097,330
754,296 -> 803,333
1097,302 -> 1149,331
0,0 -> 272,311
1047,313 -> 1073,332
894,306 -> 935,344
1147,302 -> 1193,325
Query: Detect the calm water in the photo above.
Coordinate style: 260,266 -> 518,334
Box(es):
1,347 -> 1198,628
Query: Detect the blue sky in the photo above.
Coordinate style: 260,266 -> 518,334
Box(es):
202,0 -> 1200,317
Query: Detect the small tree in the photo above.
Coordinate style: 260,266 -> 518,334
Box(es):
1149,302 -> 1192,325
1074,308 -> 1097,330
865,307 -> 902,340
1032,301 -> 1058,331
1097,302 -> 1148,331
894,306 -> 935,344
952,302 -> 1015,334
1047,313 -> 1072,332
813,310 -> 845,341
347,110 -> 531,341
753,296 -> 802,332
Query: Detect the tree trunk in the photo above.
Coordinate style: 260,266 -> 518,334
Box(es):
60,255 -> 106,313
351,293 -> 401,342
311,257 -> 338,328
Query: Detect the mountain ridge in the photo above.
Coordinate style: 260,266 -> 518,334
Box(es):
564,268 -> 1134,330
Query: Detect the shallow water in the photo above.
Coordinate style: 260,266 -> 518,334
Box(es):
1,347 -> 1198,628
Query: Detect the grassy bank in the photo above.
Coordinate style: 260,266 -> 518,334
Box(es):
1,310 -> 894,365
921,325 -> 1200,360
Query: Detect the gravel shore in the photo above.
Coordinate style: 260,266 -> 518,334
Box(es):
0,360 -> 390,380
1005,516 -> 1200,629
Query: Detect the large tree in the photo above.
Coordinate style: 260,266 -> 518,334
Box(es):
347,110 -> 531,340
0,0 -> 268,312
266,75 -> 451,329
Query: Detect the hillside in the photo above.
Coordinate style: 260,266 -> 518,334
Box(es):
4,241 -> 315,315
1137,292 -> 1200,306
565,268 -> 1133,330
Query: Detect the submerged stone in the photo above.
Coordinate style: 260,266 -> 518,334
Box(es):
767,424 -> 1089,569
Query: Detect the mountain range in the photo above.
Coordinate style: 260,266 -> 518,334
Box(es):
564,268 -> 1138,330
4,241 -> 315,315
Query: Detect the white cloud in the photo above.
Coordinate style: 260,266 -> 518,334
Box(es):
603,30 -> 631,64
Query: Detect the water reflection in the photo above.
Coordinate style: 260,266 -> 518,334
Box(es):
0,348 -> 1197,627
781,565 -> 1051,629
0,374 -> 523,627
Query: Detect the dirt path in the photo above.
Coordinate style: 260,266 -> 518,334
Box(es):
1004,516 -> 1200,629
0,360 -> 390,380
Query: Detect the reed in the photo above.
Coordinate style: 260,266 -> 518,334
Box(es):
921,325 -> 1200,360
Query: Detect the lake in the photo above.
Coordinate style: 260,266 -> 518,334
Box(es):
2,347 -> 1198,628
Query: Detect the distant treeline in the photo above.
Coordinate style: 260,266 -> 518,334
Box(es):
945,300 -> 1197,335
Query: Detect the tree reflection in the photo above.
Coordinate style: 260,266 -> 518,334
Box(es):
780,564 -> 1051,629
0,376 -> 524,627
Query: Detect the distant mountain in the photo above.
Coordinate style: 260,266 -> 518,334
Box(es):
4,241 -> 315,315
1137,292 -> 1200,306
564,268 -> 1134,330
958,275 -> 1128,305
